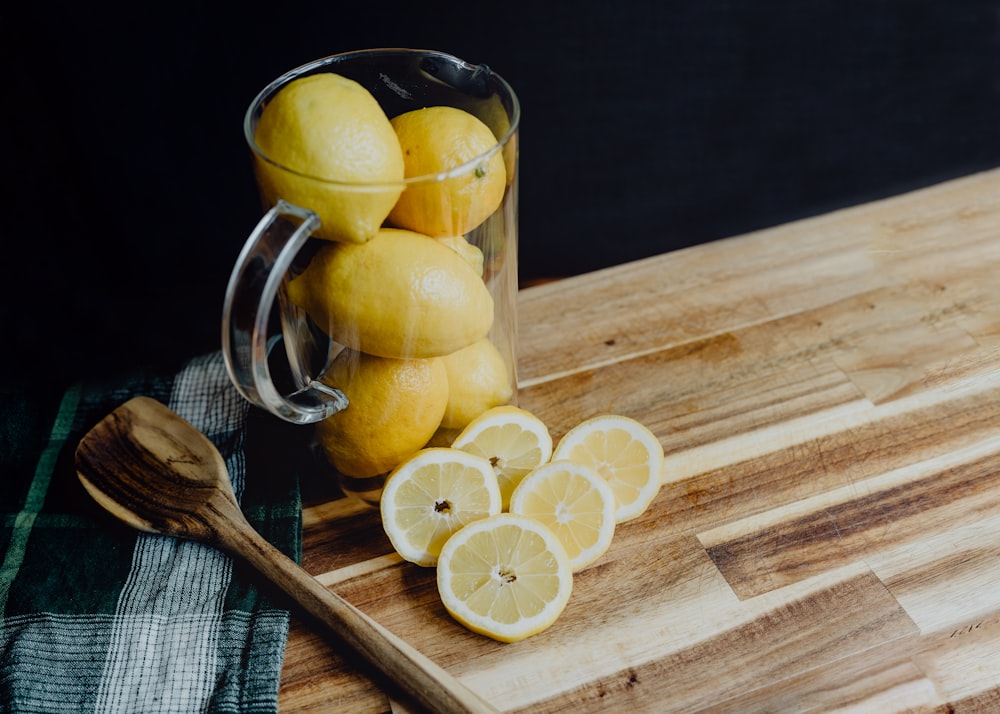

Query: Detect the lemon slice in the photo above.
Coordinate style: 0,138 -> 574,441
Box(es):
509,460 -> 616,572
451,406 -> 553,509
436,513 -> 573,642
551,415 -> 664,523
380,448 -> 501,566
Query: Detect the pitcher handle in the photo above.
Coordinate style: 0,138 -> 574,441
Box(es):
222,199 -> 348,424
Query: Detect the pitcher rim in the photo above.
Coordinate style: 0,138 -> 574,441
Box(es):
243,47 -> 520,188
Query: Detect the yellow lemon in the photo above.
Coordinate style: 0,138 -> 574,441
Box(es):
380,448 -> 502,567
388,106 -> 506,237
434,235 -> 484,276
451,406 -> 553,509
439,339 -> 513,431
253,73 -> 404,243
473,93 -> 516,186
287,228 -> 494,359
551,414 -> 664,523
509,460 -> 616,572
436,513 -> 573,643
313,351 -> 448,479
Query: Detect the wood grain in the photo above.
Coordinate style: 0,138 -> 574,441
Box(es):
279,168 -> 1000,712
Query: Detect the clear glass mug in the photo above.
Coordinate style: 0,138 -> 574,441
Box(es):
221,49 -> 519,498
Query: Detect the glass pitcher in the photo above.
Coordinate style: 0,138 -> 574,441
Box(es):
221,48 -> 520,494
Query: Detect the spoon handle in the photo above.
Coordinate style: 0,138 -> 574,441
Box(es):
211,499 -> 498,714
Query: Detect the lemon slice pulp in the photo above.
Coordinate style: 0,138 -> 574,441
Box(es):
436,513 -> 573,643
509,460 -> 616,572
380,448 -> 501,566
551,414 -> 664,523
451,405 -> 553,509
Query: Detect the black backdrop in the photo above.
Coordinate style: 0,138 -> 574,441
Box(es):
5,1 -> 1000,390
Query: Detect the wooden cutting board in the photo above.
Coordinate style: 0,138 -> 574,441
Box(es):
278,168 -> 1000,712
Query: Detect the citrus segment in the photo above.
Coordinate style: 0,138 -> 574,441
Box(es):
389,106 -> 506,237
380,448 -> 502,567
286,228 -> 494,359
436,513 -> 573,642
509,461 -> 616,572
451,406 -> 553,509
551,415 -> 664,523
253,73 -> 404,243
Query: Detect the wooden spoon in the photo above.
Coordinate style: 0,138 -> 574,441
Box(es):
75,395 -> 497,714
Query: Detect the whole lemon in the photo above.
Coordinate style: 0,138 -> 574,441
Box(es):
286,228 -> 494,358
439,339 -> 513,430
388,106 -> 506,237
434,235 -> 484,276
315,351 -> 448,478
253,73 -> 404,243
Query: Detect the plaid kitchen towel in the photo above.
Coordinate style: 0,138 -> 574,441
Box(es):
0,351 -> 311,713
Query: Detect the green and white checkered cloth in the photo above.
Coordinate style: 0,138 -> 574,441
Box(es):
1,352 -> 307,713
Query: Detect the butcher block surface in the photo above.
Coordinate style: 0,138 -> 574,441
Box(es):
278,168 -> 1000,712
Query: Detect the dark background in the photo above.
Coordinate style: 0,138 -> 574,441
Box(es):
4,1 -> 1000,392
